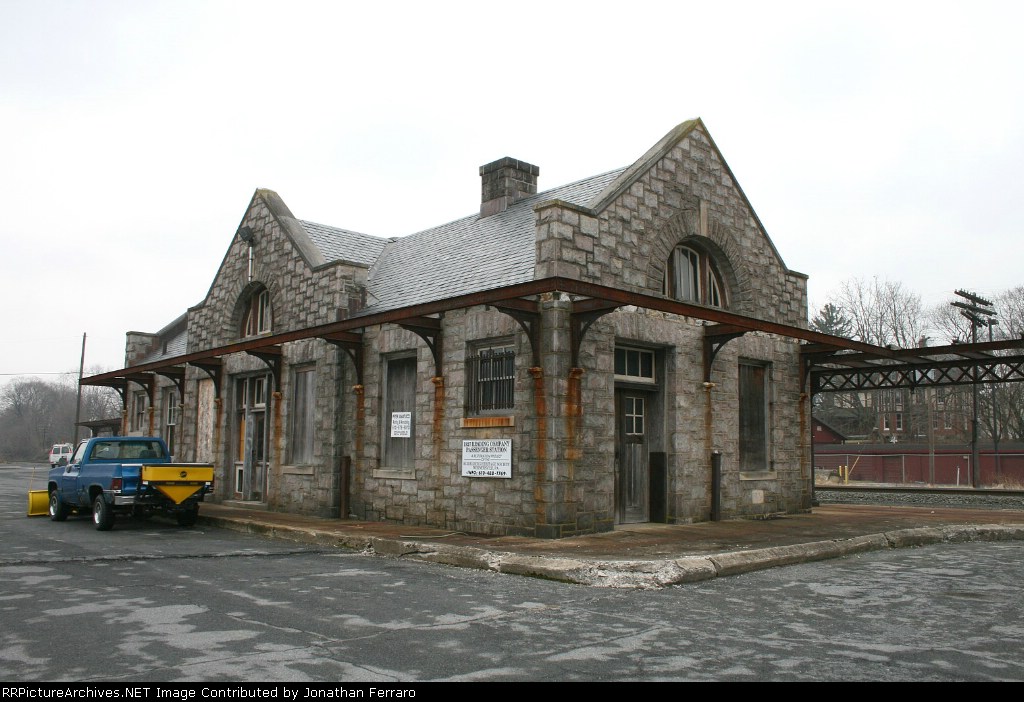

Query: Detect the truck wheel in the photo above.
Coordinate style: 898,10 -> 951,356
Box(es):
176,507 -> 199,528
49,492 -> 69,522
92,495 -> 114,531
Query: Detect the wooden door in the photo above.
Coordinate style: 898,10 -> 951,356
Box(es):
616,391 -> 650,523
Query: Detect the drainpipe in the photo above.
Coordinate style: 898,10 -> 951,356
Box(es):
711,450 -> 722,521
703,381 -> 716,520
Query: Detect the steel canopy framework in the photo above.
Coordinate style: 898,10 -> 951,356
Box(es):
81,276 -> 1024,401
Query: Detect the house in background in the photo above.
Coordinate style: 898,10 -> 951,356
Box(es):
812,415 -> 847,445
89,118 -> 822,538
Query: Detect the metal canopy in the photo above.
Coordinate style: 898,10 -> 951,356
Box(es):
80,276 -> 1024,394
806,338 -> 1024,393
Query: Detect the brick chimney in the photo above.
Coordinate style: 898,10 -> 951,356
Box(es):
479,157 -> 539,217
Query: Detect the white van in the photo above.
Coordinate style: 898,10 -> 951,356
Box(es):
49,443 -> 74,467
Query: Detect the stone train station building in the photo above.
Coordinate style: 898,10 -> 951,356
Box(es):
86,118 -> 871,538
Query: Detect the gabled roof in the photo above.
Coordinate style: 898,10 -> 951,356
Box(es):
248,118 -> 798,315
299,220 -> 388,268
134,317 -> 188,365
587,117 -> 793,273
359,169 -> 623,314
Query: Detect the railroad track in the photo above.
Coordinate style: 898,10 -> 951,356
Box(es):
814,483 -> 1024,511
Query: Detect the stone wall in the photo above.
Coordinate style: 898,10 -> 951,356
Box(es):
174,191 -> 370,517
187,194 -> 367,352
534,121 -> 808,328
351,310 -> 542,536
145,122 -> 813,536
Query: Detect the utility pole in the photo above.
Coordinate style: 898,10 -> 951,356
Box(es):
989,318 -> 1001,481
73,333 -> 86,446
952,290 -> 996,489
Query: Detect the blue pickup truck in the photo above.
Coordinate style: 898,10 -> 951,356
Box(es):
47,436 -> 214,531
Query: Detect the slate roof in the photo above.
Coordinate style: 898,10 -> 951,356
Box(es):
299,220 -> 389,267
357,168 -> 625,314
136,324 -> 188,365
144,165 -> 626,351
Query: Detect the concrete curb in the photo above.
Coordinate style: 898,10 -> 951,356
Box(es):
710,534 -> 890,578
198,514 -> 1024,590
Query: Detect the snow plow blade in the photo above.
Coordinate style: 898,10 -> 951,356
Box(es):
28,490 -> 49,517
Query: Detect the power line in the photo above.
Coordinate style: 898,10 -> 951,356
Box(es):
0,372 -> 79,376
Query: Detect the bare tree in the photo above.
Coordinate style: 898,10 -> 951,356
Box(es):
0,371 -> 121,462
925,287 -> 1023,445
991,286 -> 1024,442
812,279 -> 927,440
927,300 -> 974,344
834,277 -> 925,348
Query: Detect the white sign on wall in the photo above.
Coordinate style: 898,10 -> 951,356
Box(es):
461,439 -> 512,478
390,411 -> 411,438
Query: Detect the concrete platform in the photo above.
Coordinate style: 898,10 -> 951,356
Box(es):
197,502 -> 1024,589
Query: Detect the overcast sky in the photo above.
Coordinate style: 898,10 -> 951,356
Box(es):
2,0 -> 1022,387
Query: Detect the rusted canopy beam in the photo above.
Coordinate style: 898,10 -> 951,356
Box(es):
84,276 -> 1023,391
190,358 -> 223,397
321,331 -> 364,385
703,324 -> 748,382
491,300 -> 542,368
154,366 -> 186,401
398,316 -> 443,377
246,345 -> 283,390
571,301 -> 621,368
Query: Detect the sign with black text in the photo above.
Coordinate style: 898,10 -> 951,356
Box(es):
390,412 -> 411,438
461,439 -> 512,478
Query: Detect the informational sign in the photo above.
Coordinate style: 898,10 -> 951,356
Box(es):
390,411 -> 411,438
461,439 -> 512,478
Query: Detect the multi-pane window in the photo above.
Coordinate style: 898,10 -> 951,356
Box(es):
133,391 -> 148,432
624,396 -> 645,435
614,347 -> 655,383
666,244 -> 726,308
163,389 -> 179,456
291,367 -> 316,465
165,390 -> 179,427
673,246 -> 700,301
242,288 -> 272,337
739,362 -> 769,471
466,345 -> 515,414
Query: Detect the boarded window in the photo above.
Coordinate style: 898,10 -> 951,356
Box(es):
383,356 -> 416,470
739,362 -> 768,471
291,367 -> 316,465
196,378 -> 215,463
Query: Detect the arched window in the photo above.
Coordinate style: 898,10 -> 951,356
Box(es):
666,244 -> 726,308
241,286 -> 272,337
